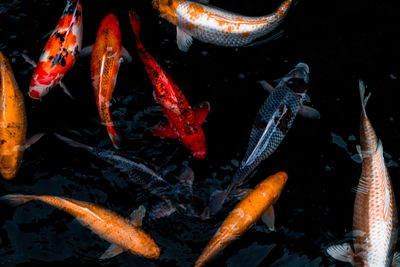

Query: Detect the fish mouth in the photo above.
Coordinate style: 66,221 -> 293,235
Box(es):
28,89 -> 41,100
193,151 -> 206,160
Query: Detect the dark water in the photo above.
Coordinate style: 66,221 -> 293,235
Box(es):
1,0 -> 399,266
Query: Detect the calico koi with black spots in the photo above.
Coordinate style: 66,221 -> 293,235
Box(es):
28,0 -> 82,99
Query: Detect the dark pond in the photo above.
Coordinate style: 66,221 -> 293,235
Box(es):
0,0 -> 399,266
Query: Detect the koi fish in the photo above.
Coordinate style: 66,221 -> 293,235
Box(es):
26,0 -> 82,99
152,0 -> 292,51
209,63 -> 319,214
327,81 -> 399,266
54,133 -> 193,205
0,194 -> 160,259
0,52 -> 27,180
194,171 -> 288,267
129,11 -> 210,159
91,13 -> 131,149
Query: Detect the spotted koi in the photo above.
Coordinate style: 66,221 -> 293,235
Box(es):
0,194 -> 160,259
152,0 -> 292,51
28,0 -> 82,99
209,63 -> 319,215
195,172 -> 288,267
129,11 -> 210,159
327,81 -> 399,266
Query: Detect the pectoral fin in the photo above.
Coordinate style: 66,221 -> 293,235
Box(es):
257,80 -> 275,94
194,101 -> 210,125
128,205 -> 146,227
326,243 -> 354,264
177,27 -> 193,52
392,252 -> 400,267
100,205 -> 146,260
25,133 -> 45,149
120,46 -> 132,63
299,105 -> 320,119
261,205 -> 275,231
151,122 -> 179,139
99,243 -> 125,260
80,45 -> 93,57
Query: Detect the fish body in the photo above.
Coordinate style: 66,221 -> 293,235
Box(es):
1,194 -> 160,259
327,81 -> 398,266
153,0 -> 292,51
91,14 -> 123,148
54,134 -> 193,204
29,0 -> 82,99
195,172 -> 288,267
0,52 -> 27,180
209,63 -> 310,214
129,11 -> 210,159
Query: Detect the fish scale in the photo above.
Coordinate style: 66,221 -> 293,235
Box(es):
209,63 -> 310,215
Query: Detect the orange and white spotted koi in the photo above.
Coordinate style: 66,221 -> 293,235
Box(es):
27,0 -> 82,99
0,194 -> 160,259
152,0 -> 292,51
195,172 -> 288,267
327,80 -> 399,266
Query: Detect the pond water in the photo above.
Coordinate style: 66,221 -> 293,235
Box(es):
0,0 -> 399,266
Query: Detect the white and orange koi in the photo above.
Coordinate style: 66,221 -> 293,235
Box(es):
27,0 -> 82,99
152,0 -> 292,51
1,194 -> 160,259
327,81 -> 399,266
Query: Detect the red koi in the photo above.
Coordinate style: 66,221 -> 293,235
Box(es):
28,0 -> 82,100
129,11 -> 210,159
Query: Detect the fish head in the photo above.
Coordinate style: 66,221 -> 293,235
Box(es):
181,131 -> 207,160
28,82 -> 50,100
283,62 -> 310,99
0,153 -> 23,180
28,63 -> 61,100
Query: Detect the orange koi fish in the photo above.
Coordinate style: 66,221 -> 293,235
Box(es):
1,194 -> 160,259
0,52 -> 27,180
195,171 -> 288,267
27,0 -> 82,99
153,0 -> 292,51
327,81 -> 399,266
91,14 -> 131,149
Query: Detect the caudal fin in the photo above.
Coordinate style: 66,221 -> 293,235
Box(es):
0,194 -> 36,206
359,79 -> 371,117
208,189 -> 230,215
129,10 -> 141,38
54,133 -> 94,152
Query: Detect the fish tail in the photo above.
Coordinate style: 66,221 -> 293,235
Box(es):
359,79 -> 371,117
106,124 -> 121,149
0,194 -> 36,206
208,188 -> 231,215
54,133 -> 94,152
129,10 -> 141,39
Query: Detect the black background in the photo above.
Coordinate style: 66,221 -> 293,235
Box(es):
1,0 -> 399,266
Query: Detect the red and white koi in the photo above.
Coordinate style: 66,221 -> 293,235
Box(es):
129,11 -> 210,159
152,0 -> 292,51
327,81 -> 399,266
27,0 -> 82,99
